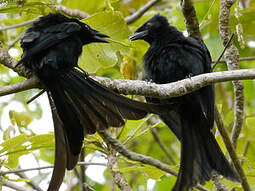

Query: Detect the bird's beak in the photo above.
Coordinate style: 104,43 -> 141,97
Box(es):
129,30 -> 148,41
92,30 -> 109,43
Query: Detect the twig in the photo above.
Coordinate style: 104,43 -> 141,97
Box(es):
54,4 -> 89,20
212,56 -> 255,64
125,0 -> 161,24
0,5 -> 89,33
7,32 -> 24,50
219,0 -> 244,150
150,128 -> 176,165
15,171 -> 43,191
212,33 -> 235,69
98,129 -> 209,191
107,150 -> 132,191
181,0 -> 201,37
214,107 -> 250,191
212,171 -> 230,191
0,18 -> 38,32
3,180 -> 27,191
241,141 -> 250,166
79,150 -> 86,191
0,162 -> 107,175
27,89 -> 46,104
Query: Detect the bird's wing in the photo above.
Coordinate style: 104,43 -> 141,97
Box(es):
158,41 -> 215,128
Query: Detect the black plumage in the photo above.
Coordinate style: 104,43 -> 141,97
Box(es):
130,14 -> 240,190
19,13 -> 166,191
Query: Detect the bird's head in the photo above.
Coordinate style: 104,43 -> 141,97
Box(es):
80,23 -> 109,44
129,14 -> 170,44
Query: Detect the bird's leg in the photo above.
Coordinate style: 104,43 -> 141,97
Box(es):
186,73 -> 194,79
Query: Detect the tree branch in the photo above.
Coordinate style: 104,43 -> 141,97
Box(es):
0,43 -> 32,78
125,0 -> 161,24
219,0 -> 244,150
3,180 -> 27,191
181,0 -> 201,37
107,150 -> 132,191
0,162 -> 107,175
1,69 -> 255,100
150,128 -> 177,165
97,129 -> 209,191
54,4 -> 89,20
0,18 -> 38,32
214,107 -> 250,191
212,56 -> 255,64
211,172 -> 230,191
15,171 -> 43,191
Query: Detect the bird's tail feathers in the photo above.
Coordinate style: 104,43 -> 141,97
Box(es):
47,94 -> 79,191
172,116 -> 240,191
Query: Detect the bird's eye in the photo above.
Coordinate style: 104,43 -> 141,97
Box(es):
146,23 -> 152,29
84,24 -> 89,29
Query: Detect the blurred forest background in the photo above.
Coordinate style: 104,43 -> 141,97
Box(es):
0,0 -> 255,190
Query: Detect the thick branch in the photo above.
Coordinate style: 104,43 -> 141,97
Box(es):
219,0 -> 244,149
1,69 -> 255,99
0,162 -> 106,175
125,0 -> 161,24
214,107 -> 250,191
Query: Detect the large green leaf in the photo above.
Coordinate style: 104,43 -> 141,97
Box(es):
78,10 -> 131,73
61,0 -> 106,14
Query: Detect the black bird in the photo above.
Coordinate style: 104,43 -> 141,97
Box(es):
130,15 -> 240,190
19,13 -> 166,191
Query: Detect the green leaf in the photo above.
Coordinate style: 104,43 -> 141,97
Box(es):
29,134 -> 54,149
79,10 -> 131,73
61,0 -> 106,14
116,164 -> 166,180
0,134 -> 28,154
9,110 -> 33,128
4,146 -> 28,169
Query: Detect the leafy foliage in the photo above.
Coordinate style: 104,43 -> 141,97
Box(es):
0,0 -> 255,190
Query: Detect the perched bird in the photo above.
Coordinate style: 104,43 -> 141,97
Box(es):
130,14 -> 240,190
19,13 -> 165,191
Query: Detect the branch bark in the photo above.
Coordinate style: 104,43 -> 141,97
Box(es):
219,0 -> 244,150
3,180 -> 27,191
54,4 -> 89,20
1,69 -> 255,100
107,150 -> 133,191
181,0 -> 201,37
214,107 -> 250,191
212,172 -> 230,191
98,129 -> 209,191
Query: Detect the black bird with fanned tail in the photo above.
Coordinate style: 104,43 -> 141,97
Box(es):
130,14 -> 240,191
19,13 -> 167,191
